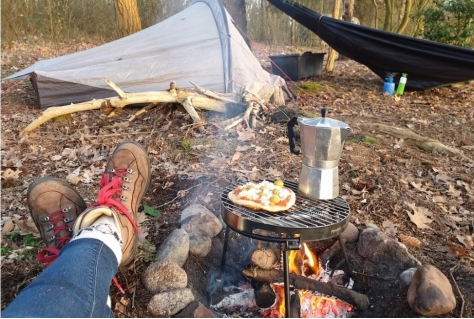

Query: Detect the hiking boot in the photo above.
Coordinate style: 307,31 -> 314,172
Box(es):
73,141 -> 151,268
27,176 -> 87,265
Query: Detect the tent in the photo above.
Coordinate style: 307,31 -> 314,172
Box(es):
4,0 -> 285,109
268,0 -> 474,91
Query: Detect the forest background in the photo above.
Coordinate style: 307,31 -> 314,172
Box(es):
2,0 -> 474,53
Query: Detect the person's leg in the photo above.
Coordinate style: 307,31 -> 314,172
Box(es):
2,141 -> 151,318
2,238 -> 116,318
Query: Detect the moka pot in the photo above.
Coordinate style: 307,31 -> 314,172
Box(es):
287,108 -> 351,200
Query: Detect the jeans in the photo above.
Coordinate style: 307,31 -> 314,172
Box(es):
2,238 -> 117,318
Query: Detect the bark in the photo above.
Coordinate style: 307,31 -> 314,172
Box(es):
383,0 -> 394,31
242,268 -> 370,310
325,0 -> 342,72
223,0 -> 250,48
396,0 -> 413,34
114,0 -> 142,37
370,0 -> 379,29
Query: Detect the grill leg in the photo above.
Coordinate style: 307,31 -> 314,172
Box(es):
282,242 -> 291,318
219,226 -> 231,275
338,234 -> 353,277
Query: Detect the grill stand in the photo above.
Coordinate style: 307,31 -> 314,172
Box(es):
219,223 -> 353,318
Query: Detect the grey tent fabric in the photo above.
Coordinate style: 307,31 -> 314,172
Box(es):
4,0 -> 285,109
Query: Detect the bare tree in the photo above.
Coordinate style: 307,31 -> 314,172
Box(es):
223,0 -> 250,47
114,0 -> 142,37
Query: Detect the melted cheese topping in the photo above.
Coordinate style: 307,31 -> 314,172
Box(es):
236,180 -> 291,206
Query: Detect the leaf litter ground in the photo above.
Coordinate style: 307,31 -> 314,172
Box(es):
1,41 -> 473,318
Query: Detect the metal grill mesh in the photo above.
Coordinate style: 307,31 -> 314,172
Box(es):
220,180 -> 350,241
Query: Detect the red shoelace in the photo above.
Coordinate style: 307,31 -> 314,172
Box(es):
37,208 -> 74,264
92,168 -> 139,232
93,167 -> 141,294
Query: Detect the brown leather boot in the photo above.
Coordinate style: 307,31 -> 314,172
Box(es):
27,176 -> 87,265
73,141 -> 151,268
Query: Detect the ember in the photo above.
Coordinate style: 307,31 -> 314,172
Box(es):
261,244 -> 354,318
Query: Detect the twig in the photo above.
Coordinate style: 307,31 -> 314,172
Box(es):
132,286 -> 136,309
156,184 -> 202,208
1,78 -> 28,95
449,263 -> 464,318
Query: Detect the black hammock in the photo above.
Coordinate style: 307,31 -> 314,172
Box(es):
267,0 -> 474,90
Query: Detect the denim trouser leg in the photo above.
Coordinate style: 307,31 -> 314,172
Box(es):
2,238 -> 117,318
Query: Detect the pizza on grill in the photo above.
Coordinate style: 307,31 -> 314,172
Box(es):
228,180 -> 296,213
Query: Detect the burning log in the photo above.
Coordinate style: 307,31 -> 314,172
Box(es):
242,268 -> 369,310
252,281 -> 277,309
320,239 -> 344,267
251,248 -> 280,269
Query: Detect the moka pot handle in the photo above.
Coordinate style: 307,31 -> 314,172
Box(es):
287,117 -> 300,155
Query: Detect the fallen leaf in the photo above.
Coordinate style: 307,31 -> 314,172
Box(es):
51,155 -> 63,161
15,218 -> 40,236
143,205 -> 161,217
231,151 -> 242,164
1,168 -> 21,180
236,145 -> 251,151
399,234 -> 422,248
456,235 -> 473,250
447,184 -> 462,197
237,129 -> 254,141
2,219 -> 15,233
405,202 -> 433,229
266,167 -> 282,178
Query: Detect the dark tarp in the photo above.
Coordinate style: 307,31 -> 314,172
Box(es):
267,0 -> 474,90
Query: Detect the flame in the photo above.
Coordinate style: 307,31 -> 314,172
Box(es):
262,244 -> 351,318
288,250 -> 301,275
303,242 -> 321,277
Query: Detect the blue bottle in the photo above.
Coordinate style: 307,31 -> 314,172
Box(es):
383,77 -> 395,95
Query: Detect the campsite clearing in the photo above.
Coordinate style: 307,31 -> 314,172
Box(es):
1,40 -> 473,318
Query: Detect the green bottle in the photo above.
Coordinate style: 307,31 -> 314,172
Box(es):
396,73 -> 408,96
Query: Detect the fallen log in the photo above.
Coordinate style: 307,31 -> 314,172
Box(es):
20,79 -> 243,136
242,267 -> 369,310
351,122 -> 470,161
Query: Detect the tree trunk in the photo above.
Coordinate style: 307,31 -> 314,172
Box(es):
371,0 -> 379,29
339,0 -> 355,61
383,0 -> 393,31
223,0 -> 250,48
396,0 -> 413,34
325,0 -> 341,72
113,0 -> 142,37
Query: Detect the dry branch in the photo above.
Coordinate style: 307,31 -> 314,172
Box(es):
20,80 -> 239,136
352,122 -> 471,161
243,267 -> 369,310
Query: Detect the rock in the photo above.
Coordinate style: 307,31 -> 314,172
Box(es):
341,222 -> 359,243
189,232 -> 212,257
180,204 -> 223,237
156,228 -> 189,267
357,227 -> 420,278
142,260 -> 188,294
175,300 -> 218,318
399,267 -> 418,288
147,288 -> 195,317
407,264 -> 456,316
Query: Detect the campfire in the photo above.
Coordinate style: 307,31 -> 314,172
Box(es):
213,180 -> 369,317
255,243 -> 355,318
212,239 -> 361,318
